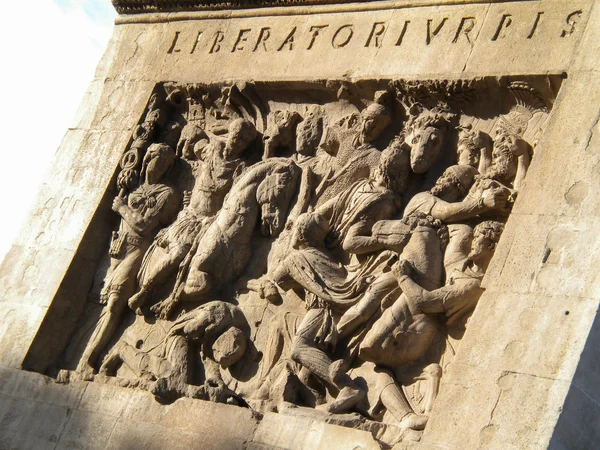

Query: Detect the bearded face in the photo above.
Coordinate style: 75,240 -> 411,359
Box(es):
468,233 -> 495,267
430,172 -> 462,202
489,144 -> 517,182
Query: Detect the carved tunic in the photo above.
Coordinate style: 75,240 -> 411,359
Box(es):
102,183 -> 178,301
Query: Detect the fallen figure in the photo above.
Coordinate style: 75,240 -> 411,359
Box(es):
99,301 -> 249,405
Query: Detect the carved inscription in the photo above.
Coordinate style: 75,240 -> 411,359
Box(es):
165,10 -> 584,55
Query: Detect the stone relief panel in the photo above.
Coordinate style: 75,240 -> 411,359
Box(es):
56,76 -> 560,446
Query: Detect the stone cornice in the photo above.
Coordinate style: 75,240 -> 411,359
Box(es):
111,0 -> 375,14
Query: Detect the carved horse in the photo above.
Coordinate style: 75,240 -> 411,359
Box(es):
404,104 -> 457,174
153,158 -> 300,319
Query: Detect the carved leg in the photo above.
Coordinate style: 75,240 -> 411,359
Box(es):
381,382 -> 428,430
98,341 -> 127,376
151,334 -> 193,402
151,248 -> 211,320
417,363 -> 442,415
291,309 -> 364,413
337,272 -> 397,339
378,369 -> 428,431
77,292 -> 126,376
129,244 -> 187,314
291,336 -> 334,384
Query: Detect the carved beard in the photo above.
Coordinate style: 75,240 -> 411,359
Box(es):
430,184 -> 445,197
490,145 -> 517,182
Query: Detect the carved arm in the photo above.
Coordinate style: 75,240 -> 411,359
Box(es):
112,196 -> 163,236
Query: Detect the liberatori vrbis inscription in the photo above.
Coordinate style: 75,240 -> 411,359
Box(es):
164,9 -> 584,55
57,75 -> 560,446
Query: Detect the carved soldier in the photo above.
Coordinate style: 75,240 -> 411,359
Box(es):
152,158 -> 301,319
263,109 -> 302,159
314,92 -> 393,204
127,118 -> 256,314
77,144 -> 179,377
350,221 -> 504,431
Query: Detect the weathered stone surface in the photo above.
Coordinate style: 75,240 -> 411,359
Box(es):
2,0 -> 600,448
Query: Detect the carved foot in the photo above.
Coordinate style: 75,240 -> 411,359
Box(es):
399,412 -> 428,431
329,359 -> 350,383
56,369 -> 73,384
76,364 -> 96,382
254,380 -> 271,400
128,290 -> 148,315
99,341 -> 127,376
151,377 -> 187,402
321,385 -> 364,414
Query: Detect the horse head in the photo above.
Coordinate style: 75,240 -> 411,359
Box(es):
404,103 -> 457,174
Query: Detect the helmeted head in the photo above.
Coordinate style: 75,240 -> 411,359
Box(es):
359,93 -> 391,144
488,129 -> 523,183
225,118 -> 257,158
430,165 -> 478,202
141,143 -> 176,184
372,139 -> 410,194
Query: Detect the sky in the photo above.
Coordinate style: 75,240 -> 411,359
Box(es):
0,0 -> 116,262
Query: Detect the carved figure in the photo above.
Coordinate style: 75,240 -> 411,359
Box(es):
347,221 -> 503,430
249,145 -> 408,413
337,214 -> 447,340
100,301 -> 248,404
314,92 -> 393,204
153,158 -> 301,319
288,109 -> 331,218
128,119 -> 256,314
394,220 -> 504,324
77,144 -> 179,376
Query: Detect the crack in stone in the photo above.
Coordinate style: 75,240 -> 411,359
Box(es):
583,107 -> 600,152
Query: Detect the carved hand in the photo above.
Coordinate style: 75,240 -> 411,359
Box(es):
509,137 -> 529,157
112,196 -> 126,213
247,278 -> 280,303
481,187 -> 508,210
392,258 -> 413,279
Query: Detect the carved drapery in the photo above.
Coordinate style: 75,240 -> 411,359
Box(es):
57,76 -> 559,447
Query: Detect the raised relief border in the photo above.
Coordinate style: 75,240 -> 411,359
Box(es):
56,76 -> 560,446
